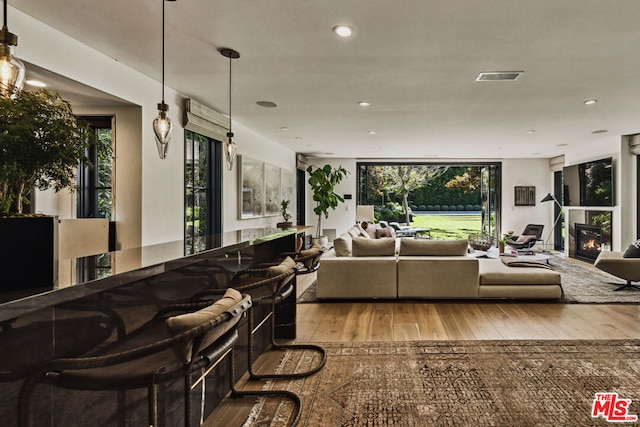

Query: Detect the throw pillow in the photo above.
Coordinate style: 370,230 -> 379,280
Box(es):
365,224 -> 379,239
352,238 -> 396,257
375,227 -> 393,238
356,224 -> 371,239
166,288 -> 242,363
347,226 -> 360,239
623,239 -> 640,258
333,234 -> 352,256
515,234 -> 536,243
399,238 -> 468,256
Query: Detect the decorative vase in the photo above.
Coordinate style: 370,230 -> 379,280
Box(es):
499,242 -> 505,254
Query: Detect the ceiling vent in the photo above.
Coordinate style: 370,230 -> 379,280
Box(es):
476,71 -> 523,81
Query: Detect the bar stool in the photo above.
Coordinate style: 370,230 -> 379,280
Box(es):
277,242 -> 324,275
18,289 -> 252,427
195,257 -> 326,381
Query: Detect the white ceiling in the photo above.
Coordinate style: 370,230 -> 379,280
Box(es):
13,0 -> 640,160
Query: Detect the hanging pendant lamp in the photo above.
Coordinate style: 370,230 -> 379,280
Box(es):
218,47 -> 240,170
152,0 -> 175,159
0,0 -> 25,98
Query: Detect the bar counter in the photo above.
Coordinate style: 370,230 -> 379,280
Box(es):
0,227 -> 298,426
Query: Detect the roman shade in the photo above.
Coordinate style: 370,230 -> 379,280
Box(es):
184,98 -> 229,142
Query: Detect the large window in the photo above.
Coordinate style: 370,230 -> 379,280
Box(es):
76,116 -> 114,281
185,131 -> 222,254
357,162 -> 501,240
77,116 -> 113,219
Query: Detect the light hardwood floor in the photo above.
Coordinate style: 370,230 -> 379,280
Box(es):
204,272 -> 640,426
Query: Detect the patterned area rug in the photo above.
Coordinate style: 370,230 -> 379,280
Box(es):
246,340 -> 640,426
297,255 -> 640,304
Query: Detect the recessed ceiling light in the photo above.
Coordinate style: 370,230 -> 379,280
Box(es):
280,127 -> 289,131
373,147 -> 379,150
531,152 -> 542,155
584,99 -> 598,105
367,130 -> 376,135
324,152 -> 334,155
256,100 -> 278,108
592,129 -> 608,134
26,79 -> 47,88
526,130 -> 535,134
295,136 -> 303,140
556,143 -> 568,147
358,101 -> 370,107
333,25 -> 353,38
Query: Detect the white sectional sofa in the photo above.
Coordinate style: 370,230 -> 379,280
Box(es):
317,225 -> 563,300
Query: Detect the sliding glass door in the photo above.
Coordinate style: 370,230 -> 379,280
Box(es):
479,164 -> 501,241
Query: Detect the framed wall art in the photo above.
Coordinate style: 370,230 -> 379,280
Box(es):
238,156 -> 296,220
239,156 -> 264,219
514,186 -> 536,206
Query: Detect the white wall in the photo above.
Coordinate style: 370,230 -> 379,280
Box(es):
500,159 -> 554,239
16,7 -> 296,251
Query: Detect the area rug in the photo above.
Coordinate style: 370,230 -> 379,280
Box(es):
297,256 -> 640,304
245,340 -> 640,426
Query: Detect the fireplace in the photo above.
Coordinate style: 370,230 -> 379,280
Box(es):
575,223 -> 602,263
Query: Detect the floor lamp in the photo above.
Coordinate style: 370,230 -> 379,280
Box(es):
541,193 -> 563,252
355,205 -> 375,224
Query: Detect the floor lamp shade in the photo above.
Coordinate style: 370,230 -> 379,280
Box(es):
356,205 -> 375,223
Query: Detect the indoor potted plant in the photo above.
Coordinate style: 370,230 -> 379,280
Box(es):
307,164 -> 348,248
498,234 -> 512,254
277,199 -> 293,229
0,88 -> 106,290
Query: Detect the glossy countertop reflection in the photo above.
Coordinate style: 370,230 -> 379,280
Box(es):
0,227 -> 297,322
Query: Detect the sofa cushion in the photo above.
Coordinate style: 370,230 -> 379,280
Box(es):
399,238 -> 468,256
334,234 -> 352,257
623,239 -> 640,258
352,238 -> 396,257
478,258 -> 561,285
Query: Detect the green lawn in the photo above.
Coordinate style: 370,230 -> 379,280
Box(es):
410,214 -> 481,240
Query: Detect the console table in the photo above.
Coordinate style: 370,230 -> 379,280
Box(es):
0,227 -> 297,426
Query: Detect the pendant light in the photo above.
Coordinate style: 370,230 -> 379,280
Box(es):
152,0 -> 175,159
218,47 -> 240,170
0,0 -> 25,98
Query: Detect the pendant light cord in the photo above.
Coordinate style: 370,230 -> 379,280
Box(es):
3,0 -> 8,28
161,0 -> 166,103
228,55 -> 232,133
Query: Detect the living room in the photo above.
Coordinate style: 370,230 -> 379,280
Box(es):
3,2 -> 640,426
9,2 -> 637,254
